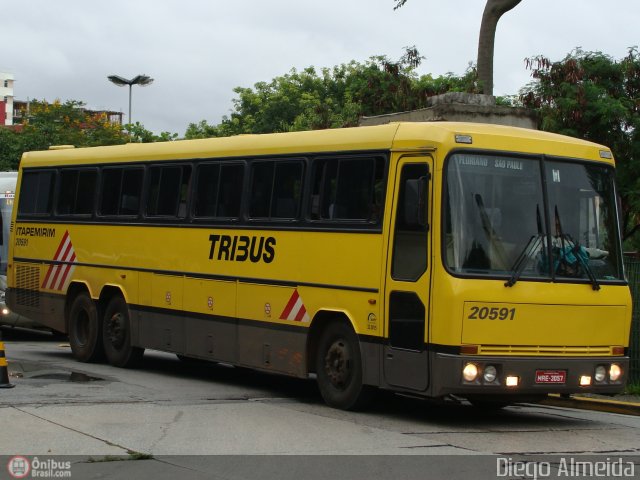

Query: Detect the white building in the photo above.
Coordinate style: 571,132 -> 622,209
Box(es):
0,72 -> 14,126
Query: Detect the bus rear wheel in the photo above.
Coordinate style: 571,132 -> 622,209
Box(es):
315,322 -> 373,410
68,292 -> 104,363
103,296 -> 143,368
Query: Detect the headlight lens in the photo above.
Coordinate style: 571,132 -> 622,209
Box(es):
483,365 -> 497,383
463,363 -> 479,382
609,363 -> 622,382
594,365 -> 607,382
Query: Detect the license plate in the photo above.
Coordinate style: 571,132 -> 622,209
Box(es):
535,370 -> 566,384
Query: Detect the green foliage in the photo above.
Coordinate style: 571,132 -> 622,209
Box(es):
125,122 -> 178,143
185,49 -> 478,139
0,100 -> 178,170
520,48 -> 640,245
0,128 -> 25,170
626,382 -> 640,395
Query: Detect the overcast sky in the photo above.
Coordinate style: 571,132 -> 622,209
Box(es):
1,0 -> 638,136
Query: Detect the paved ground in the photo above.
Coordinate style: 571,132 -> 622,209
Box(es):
1,327 -> 639,479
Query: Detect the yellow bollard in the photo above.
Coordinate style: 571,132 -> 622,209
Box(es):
0,332 -> 15,389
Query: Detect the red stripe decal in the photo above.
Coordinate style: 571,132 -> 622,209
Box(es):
279,290 -> 300,320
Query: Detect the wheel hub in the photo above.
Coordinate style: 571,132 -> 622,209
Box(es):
106,313 -> 125,348
325,340 -> 351,389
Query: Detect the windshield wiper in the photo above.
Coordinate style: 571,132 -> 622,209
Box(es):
505,205 -> 544,288
504,234 -> 543,287
554,206 -> 601,291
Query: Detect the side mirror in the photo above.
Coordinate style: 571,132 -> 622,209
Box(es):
404,176 -> 428,227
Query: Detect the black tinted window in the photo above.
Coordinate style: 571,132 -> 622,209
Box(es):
310,156 -> 384,221
194,163 -> 244,218
249,161 -> 303,220
146,165 -> 191,217
57,169 -> 97,215
100,167 -> 144,216
18,171 -> 54,216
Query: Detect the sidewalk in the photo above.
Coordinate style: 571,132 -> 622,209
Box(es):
541,393 -> 640,416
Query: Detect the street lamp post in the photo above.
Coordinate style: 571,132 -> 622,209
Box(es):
107,74 -> 154,124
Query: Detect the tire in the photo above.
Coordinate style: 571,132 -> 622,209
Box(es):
68,292 -> 104,363
102,296 -> 144,368
315,322 -> 373,410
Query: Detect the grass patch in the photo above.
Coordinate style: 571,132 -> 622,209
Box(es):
625,382 -> 640,395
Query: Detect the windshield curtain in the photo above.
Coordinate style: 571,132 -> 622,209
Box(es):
444,153 -> 623,283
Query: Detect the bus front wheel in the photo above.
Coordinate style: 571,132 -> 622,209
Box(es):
315,322 -> 373,410
68,292 -> 104,363
103,296 -> 144,368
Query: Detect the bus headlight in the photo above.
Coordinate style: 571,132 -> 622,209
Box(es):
609,364 -> 622,382
594,365 -> 607,383
483,365 -> 497,383
463,363 -> 479,382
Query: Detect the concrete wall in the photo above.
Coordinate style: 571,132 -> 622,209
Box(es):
359,92 -> 538,130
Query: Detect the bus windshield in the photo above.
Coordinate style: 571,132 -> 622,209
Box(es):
444,153 -> 623,283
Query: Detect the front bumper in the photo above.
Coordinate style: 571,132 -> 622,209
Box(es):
430,353 -> 629,398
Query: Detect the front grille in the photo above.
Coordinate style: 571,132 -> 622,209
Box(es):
16,264 -> 40,308
478,345 -> 614,356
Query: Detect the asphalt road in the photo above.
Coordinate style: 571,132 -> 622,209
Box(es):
1,327 -> 639,479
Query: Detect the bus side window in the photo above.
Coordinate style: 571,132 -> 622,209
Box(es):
100,167 -> 144,216
17,170 -> 55,216
194,163 -> 220,217
120,169 -> 144,215
146,165 -> 191,218
193,162 -> 244,220
310,156 -> 384,222
248,160 -> 302,220
217,164 -> 243,218
57,169 -> 97,216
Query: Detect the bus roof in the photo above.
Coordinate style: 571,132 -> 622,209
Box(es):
19,122 -> 615,167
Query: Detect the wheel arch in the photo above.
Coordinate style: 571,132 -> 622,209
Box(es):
64,281 -> 92,331
98,284 -> 127,315
306,309 -> 356,374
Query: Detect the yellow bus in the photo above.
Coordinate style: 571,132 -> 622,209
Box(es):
6,122 -> 633,409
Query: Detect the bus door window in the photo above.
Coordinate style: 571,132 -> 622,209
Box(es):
391,163 -> 429,281
388,163 -> 429,350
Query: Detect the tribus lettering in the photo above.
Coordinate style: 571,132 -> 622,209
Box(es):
209,234 -> 276,263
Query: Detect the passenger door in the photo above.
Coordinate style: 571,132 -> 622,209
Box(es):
383,156 -> 432,391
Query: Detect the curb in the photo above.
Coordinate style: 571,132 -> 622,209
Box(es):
540,394 -> 640,416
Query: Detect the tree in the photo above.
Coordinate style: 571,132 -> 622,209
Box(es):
0,100 -> 177,170
520,48 -> 640,246
393,0 -> 522,95
125,122 -> 179,143
185,49 -> 478,139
